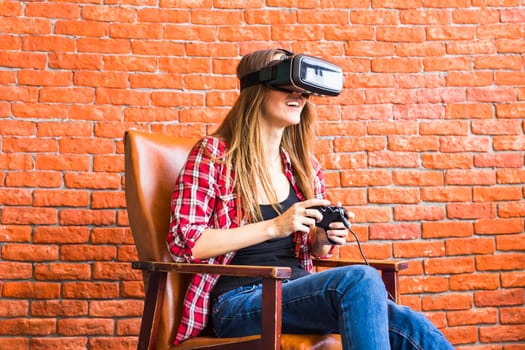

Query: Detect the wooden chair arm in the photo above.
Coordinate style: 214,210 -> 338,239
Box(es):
313,258 -> 408,272
132,261 -> 292,279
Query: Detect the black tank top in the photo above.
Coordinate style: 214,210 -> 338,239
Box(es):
210,185 -> 309,302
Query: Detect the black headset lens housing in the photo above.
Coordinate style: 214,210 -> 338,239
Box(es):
240,53 -> 344,97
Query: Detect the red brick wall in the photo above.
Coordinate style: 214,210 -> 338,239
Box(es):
1,1 -> 524,349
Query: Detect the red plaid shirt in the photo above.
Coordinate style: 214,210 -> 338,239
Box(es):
167,136 -> 326,345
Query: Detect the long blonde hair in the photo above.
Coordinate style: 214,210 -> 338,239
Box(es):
213,49 -> 317,222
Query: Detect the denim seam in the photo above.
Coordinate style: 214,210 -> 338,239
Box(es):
389,323 -> 424,350
335,288 -> 354,349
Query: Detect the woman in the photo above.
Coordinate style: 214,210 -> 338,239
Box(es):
167,48 -> 454,349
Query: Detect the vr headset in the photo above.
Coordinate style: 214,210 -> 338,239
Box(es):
240,50 -> 344,97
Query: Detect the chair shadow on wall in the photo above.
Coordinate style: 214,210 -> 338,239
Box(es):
124,130 -> 408,350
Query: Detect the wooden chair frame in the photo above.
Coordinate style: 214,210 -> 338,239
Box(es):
132,260 -> 407,350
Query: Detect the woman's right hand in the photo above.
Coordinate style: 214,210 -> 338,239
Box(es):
269,198 -> 331,238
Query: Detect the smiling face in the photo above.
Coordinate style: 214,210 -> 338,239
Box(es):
262,89 -> 307,129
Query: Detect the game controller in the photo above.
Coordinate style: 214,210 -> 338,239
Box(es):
309,205 -> 369,265
310,205 -> 351,244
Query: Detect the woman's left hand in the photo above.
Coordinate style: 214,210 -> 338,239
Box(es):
320,221 -> 349,246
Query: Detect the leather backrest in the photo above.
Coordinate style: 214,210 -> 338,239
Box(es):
124,130 -> 197,349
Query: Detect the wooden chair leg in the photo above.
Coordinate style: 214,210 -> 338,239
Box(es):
138,271 -> 167,350
262,277 -> 283,350
381,270 -> 400,303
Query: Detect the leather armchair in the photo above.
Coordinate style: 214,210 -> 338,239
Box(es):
124,130 -> 408,350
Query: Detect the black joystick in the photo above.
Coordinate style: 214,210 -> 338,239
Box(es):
309,205 -> 369,265
310,206 -> 351,244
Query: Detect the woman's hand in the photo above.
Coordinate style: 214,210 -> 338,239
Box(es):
320,221 -> 349,246
268,198 -> 330,239
313,206 -> 354,251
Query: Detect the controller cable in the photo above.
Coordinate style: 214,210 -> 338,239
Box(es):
339,216 -> 369,266
339,217 -> 398,302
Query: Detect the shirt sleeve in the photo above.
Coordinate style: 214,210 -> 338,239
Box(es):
167,137 -> 221,263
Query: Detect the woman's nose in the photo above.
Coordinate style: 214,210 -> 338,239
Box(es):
290,90 -> 310,99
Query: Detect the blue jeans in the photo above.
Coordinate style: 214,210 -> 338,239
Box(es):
212,265 -> 454,350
